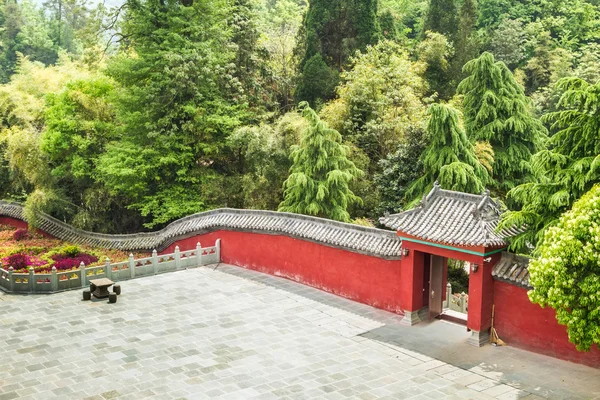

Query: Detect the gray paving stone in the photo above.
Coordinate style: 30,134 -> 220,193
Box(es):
0,265 -> 598,399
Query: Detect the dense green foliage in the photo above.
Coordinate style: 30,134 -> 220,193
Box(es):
501,78 -> 600,252
405,103 -> 488,205
296,0 -> 380,105
458,52 -> 547,194
279,102 -> 362,222
528,185 -> 600,350
0,0 -> 599,236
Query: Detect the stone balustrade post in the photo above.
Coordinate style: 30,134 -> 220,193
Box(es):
445,282 -> 452,308
80,262 -> 86,288
215,239 -> 221,262
129,254 -> 135,279
105,257 -> 112,280
29,267 -> 35,292
51,266 -> 58,292
174,246 -> 181,269
152,249 -> 158,275
8,267 -> 14,292
196,242 -> 202,266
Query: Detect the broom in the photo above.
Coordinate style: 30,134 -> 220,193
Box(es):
490,305 -> 506,346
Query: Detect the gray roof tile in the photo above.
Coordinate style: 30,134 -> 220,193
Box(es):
492,252 -> 531,288
379,183 -> 520,247
0,201 -> 401,259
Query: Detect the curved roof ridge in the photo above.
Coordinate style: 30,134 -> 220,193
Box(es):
0,201 -> 401,259
379,187 -> 517,247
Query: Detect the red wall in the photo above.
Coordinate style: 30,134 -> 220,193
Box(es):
162,230 -> 405,314
0,217 -> 28,230
3,214 -> 599,368
493,280 -> 600,368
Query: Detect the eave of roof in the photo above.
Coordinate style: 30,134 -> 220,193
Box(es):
0,201 -> 401,259
379,184 -> 520,247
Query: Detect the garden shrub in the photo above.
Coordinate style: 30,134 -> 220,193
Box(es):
60,245 -> 82,257
52,253 -> 98,270
12,229 -> 29,241
1,253 -> 46,270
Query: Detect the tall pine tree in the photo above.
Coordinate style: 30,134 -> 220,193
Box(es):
500,78 -> 600,252
279,102 -> 363,222
424,0 -> 458,41
453,0 -> 478,79
296,0 -> 380,106
457,52 -> 546,195
405,103 -> 489,206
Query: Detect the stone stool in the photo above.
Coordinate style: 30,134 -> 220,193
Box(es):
108,292 -> 117,303
113,284 -> 121,295
90,282 -> 97,292
83,289 -> 91,301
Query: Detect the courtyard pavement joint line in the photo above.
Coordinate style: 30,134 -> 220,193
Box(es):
0,264 -> 598,399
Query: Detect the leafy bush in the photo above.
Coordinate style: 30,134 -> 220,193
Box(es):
12,229 -> 29,241
528,185 -> 600,351
59,245 -> 82,257
1,253 -> 47,270
51,253 -> 98,270
448,260 -> 469,294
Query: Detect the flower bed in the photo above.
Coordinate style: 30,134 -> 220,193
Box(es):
0,224 -> 144,273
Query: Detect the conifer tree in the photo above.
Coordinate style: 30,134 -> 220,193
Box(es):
296,0 -> 380,105
500,78 -> 600,252
279,102 -> 363,222
405,103 -> 488,206
424,0 -> 458,41
457,52 -> 546,194
454,0 -> 478,78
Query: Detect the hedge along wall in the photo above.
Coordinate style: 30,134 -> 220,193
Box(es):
162,231 -> 404,314
493,280 -> 600,368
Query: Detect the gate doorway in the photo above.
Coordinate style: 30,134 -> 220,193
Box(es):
429,255 -> 444,320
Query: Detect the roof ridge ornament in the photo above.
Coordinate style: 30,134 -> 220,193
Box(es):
423,181 -> 441,207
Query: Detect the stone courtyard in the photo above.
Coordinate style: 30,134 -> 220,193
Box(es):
0,264 -> 599,400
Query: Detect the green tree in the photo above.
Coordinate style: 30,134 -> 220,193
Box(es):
423,0 -> 457,40
374,127 -> 426,214
527,184 -> 600,351
417,31 -> 453,99
457,52 -> 546,194
295,53 -> 338,107
97,0 -> 244,228
296,0 -> 380,105
500,78 -> 600,252
279,102 -> 363,222
0,0 -> 23,83
260,0 -> 306,111
488,19 -> 527,69
40,76 -> 141,232
405,103 -> 489,205
323,40 -> 427,168
453,0 -> 478,77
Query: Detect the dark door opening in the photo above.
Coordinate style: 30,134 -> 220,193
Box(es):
429,255 -> 444,320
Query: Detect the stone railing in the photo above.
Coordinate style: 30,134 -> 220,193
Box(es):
0,241 -> 220,294
0,201 -> 401,259
443,283 -> 468,313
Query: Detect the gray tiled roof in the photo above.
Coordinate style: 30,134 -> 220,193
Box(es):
379,183 -> 521,247
0,201 -> 401,259
492,252 -> 531,288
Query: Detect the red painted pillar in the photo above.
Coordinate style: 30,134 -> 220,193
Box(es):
467,251 -> 502,346
400,247 -> 426,325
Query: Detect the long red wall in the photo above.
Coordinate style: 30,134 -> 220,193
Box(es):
0,217 -> 28,230
162,230 -> 405,314
3,215 -> 600,368
493,280 -> 600,368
